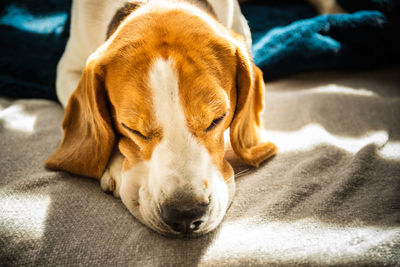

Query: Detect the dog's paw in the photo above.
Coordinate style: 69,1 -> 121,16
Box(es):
100,150 -> 124,198
100,170 -> 118,196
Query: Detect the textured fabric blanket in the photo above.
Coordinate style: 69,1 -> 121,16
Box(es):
1,68 -> 399,265
0,0 -> 399,101
1,0 -> 400,265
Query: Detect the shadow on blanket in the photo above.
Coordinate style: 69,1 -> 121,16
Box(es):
1,68 -> 399,265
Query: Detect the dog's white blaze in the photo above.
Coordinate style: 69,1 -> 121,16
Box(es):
148,57 -> 222,204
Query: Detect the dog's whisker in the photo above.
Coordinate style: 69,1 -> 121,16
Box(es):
235,168 -> 250,178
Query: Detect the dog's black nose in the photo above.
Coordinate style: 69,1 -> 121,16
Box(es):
161,204 -> 208,234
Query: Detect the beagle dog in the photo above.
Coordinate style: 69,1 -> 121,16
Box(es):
46,0 -> 277,237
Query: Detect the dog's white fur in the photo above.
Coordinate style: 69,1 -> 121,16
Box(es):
113,58 -> 233,234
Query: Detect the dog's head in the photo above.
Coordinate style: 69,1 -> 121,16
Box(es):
46,3 -> 276,237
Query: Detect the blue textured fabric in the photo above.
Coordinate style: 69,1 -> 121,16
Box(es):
0,0 -> 71,100
242,0 -> 400,80
0,0 -> 398,100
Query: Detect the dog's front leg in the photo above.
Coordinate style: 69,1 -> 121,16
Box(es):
100,149 -> 124,198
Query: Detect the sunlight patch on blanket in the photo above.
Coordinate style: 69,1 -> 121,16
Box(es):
378,141 -> 400,160
0,193 -> 50,240
0,4 -> 67,35
308,84 -> 377,97
262,124 -> 388,155
203,218 -> 399,263
0,104 -> 37,133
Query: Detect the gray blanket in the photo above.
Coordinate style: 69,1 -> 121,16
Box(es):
1,69 -> 399,266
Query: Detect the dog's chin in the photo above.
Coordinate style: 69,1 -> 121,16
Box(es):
120,176 -> 235,238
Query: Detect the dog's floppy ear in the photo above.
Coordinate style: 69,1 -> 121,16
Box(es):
229,46 -> 277,167
46,60 -> 115,179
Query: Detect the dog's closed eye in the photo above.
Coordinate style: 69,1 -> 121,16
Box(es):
121,122 -> 151,140
204,114 -> 226,133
